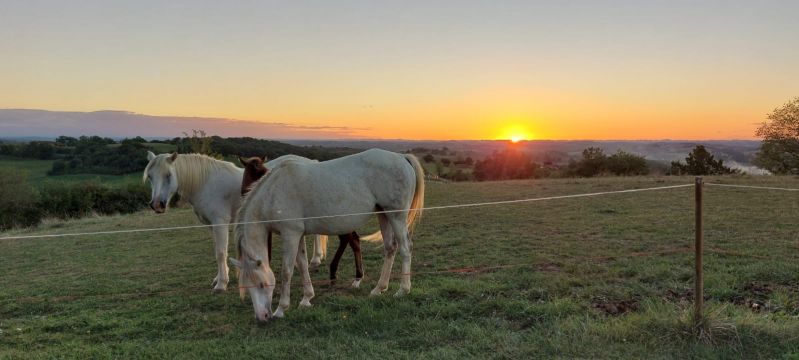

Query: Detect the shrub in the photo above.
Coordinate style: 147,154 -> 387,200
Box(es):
473,149 -> 538,181
37,182 -> 149,219
0,170 -> 42,230
606,150 -> 649,176
669,145 -> 737,175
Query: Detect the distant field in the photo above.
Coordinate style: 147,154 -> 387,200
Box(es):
1,176 -> 798,358
0,155 -> 140,187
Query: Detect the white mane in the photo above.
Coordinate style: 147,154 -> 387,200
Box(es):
144,153 -> 241,198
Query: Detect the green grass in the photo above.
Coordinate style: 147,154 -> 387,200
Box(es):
1,176 -> 798,358
0,156 -> 139,187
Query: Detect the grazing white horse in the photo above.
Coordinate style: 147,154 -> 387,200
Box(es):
143,151 -> 328,292
232,148 -> 425,322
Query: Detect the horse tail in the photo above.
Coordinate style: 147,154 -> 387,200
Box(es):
318,235 -> 328,258
404,153 -> 425,236
360,231 -> 383,242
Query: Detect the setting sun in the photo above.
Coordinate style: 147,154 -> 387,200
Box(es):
496,123 -> 533,143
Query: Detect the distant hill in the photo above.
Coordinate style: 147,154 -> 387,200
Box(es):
285,139 -> 763,169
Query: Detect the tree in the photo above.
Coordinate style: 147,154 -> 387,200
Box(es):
573,147 -> 607,177
670,145 -> 736,175
473,149 -> 537,181
179,129 -> 219,157
606,150 -> 649,176
422,154 -> 435,163
754,97 -> 799,174
441,158 -> 451,167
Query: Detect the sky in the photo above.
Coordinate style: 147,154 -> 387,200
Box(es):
1,0 -> 797,140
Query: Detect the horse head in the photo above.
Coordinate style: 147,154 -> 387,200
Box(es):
230,255 -> 275,323
239,156 -> 268,195
143,151 -> 179,213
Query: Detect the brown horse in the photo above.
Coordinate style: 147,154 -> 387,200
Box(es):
239,156 -> 364,287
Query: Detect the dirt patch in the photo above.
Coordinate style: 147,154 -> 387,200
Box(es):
535,262 -> 561,272
731,282 -> 776,312
664,288 -> 694,303
592,300 -> 639,316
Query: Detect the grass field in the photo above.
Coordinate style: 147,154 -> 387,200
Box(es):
0,156 -> 139,187
1,176 -> 798,358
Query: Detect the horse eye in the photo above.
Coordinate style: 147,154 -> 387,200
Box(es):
165,174 -> 171,181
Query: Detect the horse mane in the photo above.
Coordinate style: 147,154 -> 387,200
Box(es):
146,153 -> 241,198
234,175 -> 273,298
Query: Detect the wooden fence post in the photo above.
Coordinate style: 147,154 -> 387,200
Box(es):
694,176 -> 704,324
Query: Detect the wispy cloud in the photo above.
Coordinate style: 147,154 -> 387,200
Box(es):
0,109 -> 369,139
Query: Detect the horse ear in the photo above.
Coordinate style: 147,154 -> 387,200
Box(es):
168,152 -> 178,163
239,156 -> 248,166
147,151 -> 156,161
229,257 -> 241,268
260,155 -> 267,163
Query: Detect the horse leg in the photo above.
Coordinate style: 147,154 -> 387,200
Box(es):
211,224 -> 230,292
329,235 -> 349,285
371,213 -> 397,296
267,231 -> 273,263
388,214 -> 412,297
273,231 -> 302,319
295,236 -> 315,308
310,235 -> 327,268
348,232 -> 364,288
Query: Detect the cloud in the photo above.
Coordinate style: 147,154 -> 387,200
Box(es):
0,109 -> 368,139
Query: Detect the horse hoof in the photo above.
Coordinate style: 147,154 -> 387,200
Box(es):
299,299 -> 312,308
370,287 -> 387,296
394,288 -> 409,297
351,279 -> 362,289
212,287 -> 226,294
273,308 -> 285,318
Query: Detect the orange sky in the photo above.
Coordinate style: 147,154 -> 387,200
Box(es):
2,1 -> 797,140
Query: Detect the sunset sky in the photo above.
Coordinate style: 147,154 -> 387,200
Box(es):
1,1 -> 798,140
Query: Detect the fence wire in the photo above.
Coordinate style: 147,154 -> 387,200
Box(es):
1,180 -> 796,305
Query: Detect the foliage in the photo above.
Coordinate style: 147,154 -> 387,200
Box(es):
754,97 -> 799,174
37,182 -> 150,219
207,136 -> 357,161
0,170 -> 42,230
669,145 -> 737,175
570,147 -> 608,177
177,129 -> 220,158
606,150 -> 650,176
473,149 -> 538,181
422,154 -> 435,163
0,141 -> 56,160
49,137 -> 149,175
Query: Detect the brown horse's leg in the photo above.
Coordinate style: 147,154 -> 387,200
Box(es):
329,235 -> 348,284
348,232 -> 364,288
267,231 -> 273,263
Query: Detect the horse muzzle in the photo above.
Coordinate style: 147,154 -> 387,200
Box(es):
150,201 -> 166,214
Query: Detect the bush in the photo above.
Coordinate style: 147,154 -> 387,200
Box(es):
669,145 -> 737,175
0,170 -> 42,230
606,150 -> 649,176
474,149 -> 538,181
37,182 -> 150,219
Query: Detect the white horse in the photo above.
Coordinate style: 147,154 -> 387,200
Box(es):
232,148 -> 425,322
143,151 -> 328,292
